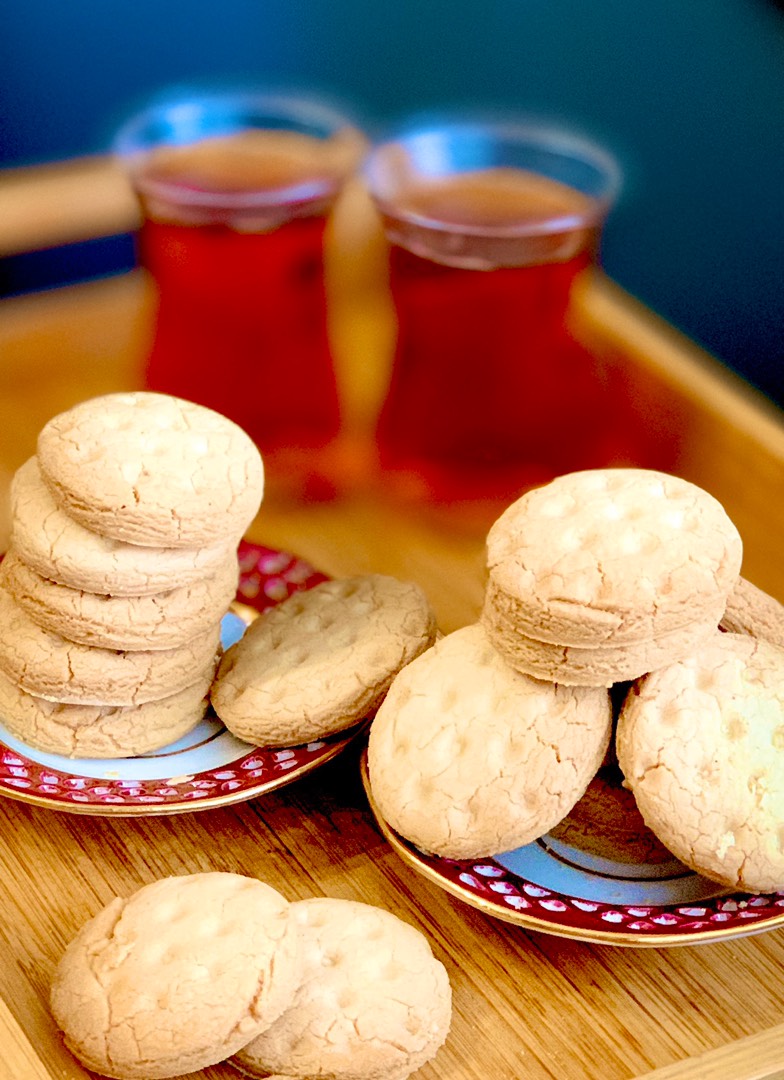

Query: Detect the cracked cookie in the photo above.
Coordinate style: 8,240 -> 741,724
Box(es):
0,584 -> 221,706
50,873 -> 302,1079
482,468 -> 743,686
211,574 -> 438,748
1,547 -> 239,652
10,456 -> 238,596
37,391 -> 264,548
366,622 -> 613,859
616,631 -> 784,892
232,896 -> 452,1080
720,575 -> 784,649
0,667 -> 213,758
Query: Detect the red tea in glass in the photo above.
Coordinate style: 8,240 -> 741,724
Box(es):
365,121 -> 628,514
115,94 -> 363,499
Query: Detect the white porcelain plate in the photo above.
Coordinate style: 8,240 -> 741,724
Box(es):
360,752 -> 784,947
0,542 -> 364,816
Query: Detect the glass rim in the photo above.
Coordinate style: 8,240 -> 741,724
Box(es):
112,87 -> 363,211
363,115 -> 622,239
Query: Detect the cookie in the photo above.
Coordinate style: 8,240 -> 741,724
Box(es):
484,468 -> 742,647
482,593 -> 725,687
211,575 -> 438,748
367,623 -> 613,859
50,873 -> 302,1079
10,456 -> 237,596
616,631 -> 784,893
720,575 -> 784,649
1,547 -> 239,651
37,392 -> 264,548
232,897 -> 451,1080
0,667 -> 213,758
0,585 -> 221,706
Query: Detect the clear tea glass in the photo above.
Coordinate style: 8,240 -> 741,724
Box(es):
364,116 -> 627,519
115,89 -> 365,500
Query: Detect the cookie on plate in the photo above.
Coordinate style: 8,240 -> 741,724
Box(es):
367,623 -> 613,859
10,456 -> 237,596
211,575 -> 438,747
37,392 -> 264,548
232,896 -> 451,1080
482,468 -> 743,686
720,575 -> 784,649
0,585 -> 221,706
50,873 -> 302,1079
0,667 -> 213,758
483,599 -> 725,687
616,631 -> 784,893
0,547 -> 239,651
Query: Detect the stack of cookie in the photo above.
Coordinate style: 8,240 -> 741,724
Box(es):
481,468 -> 744,687
367,468 -> 748,865
0,392 -> 265,759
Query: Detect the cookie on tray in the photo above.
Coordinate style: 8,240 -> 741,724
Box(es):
0,585 -> 221,706
232,896 -> 452,1080
0,667 -> 213,758
211,575 -> 438,748
37,392 -> 264,548
10,456 -> 237,596
367,623 -> 613,860
50,873 -> 302,1080
1,547 -> 239,651
482,468 -> 743,685
720,575 -> 784,649
616,631 -> 784,893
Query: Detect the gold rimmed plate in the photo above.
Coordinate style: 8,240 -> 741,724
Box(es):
360,750 -> 784,947
0,542 -> 364,816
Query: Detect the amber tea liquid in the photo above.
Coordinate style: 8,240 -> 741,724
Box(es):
374,166 -> 632,509
132,127 -> 354,499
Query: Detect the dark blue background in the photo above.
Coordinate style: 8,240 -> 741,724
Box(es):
2,0 -> 783,406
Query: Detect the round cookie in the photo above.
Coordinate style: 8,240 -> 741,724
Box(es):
232,897 -> 451,1080
485,468 -> 743,647
482,591 -> 726,687
1,547 -> 239,651
50,873 -> 302,1079
367,623 -> 613,859
720,575 -> 784,649
0,668 -> 213,758
10,456 -> 238,595
211,575 -> 438,748
37,392 -> 264,548
0,585 -> 221,706
616,631 -> 784,893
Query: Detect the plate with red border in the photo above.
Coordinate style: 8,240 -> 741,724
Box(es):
360,752 -> 784,947
0,541 -> 365,816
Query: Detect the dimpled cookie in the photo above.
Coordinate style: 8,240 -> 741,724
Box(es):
0,668 -> 213,758
0,585 -> 221,706
37,392 -> 264,548
211,575 -> 438,748
720,575 -> 784,649
50,873 -> 302,1079
1,548 -> 239,651
482,597 -> 726,687
367,623 -> 613,860
616,632 -> 784,893
10,457 -> 237,596
485,468 -> 743,647
232,897 -> 452,1080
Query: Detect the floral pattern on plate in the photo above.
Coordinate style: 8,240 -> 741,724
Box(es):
360,752 -> 784,947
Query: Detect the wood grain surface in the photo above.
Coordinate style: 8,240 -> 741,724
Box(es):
0,263 -> 783,1080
